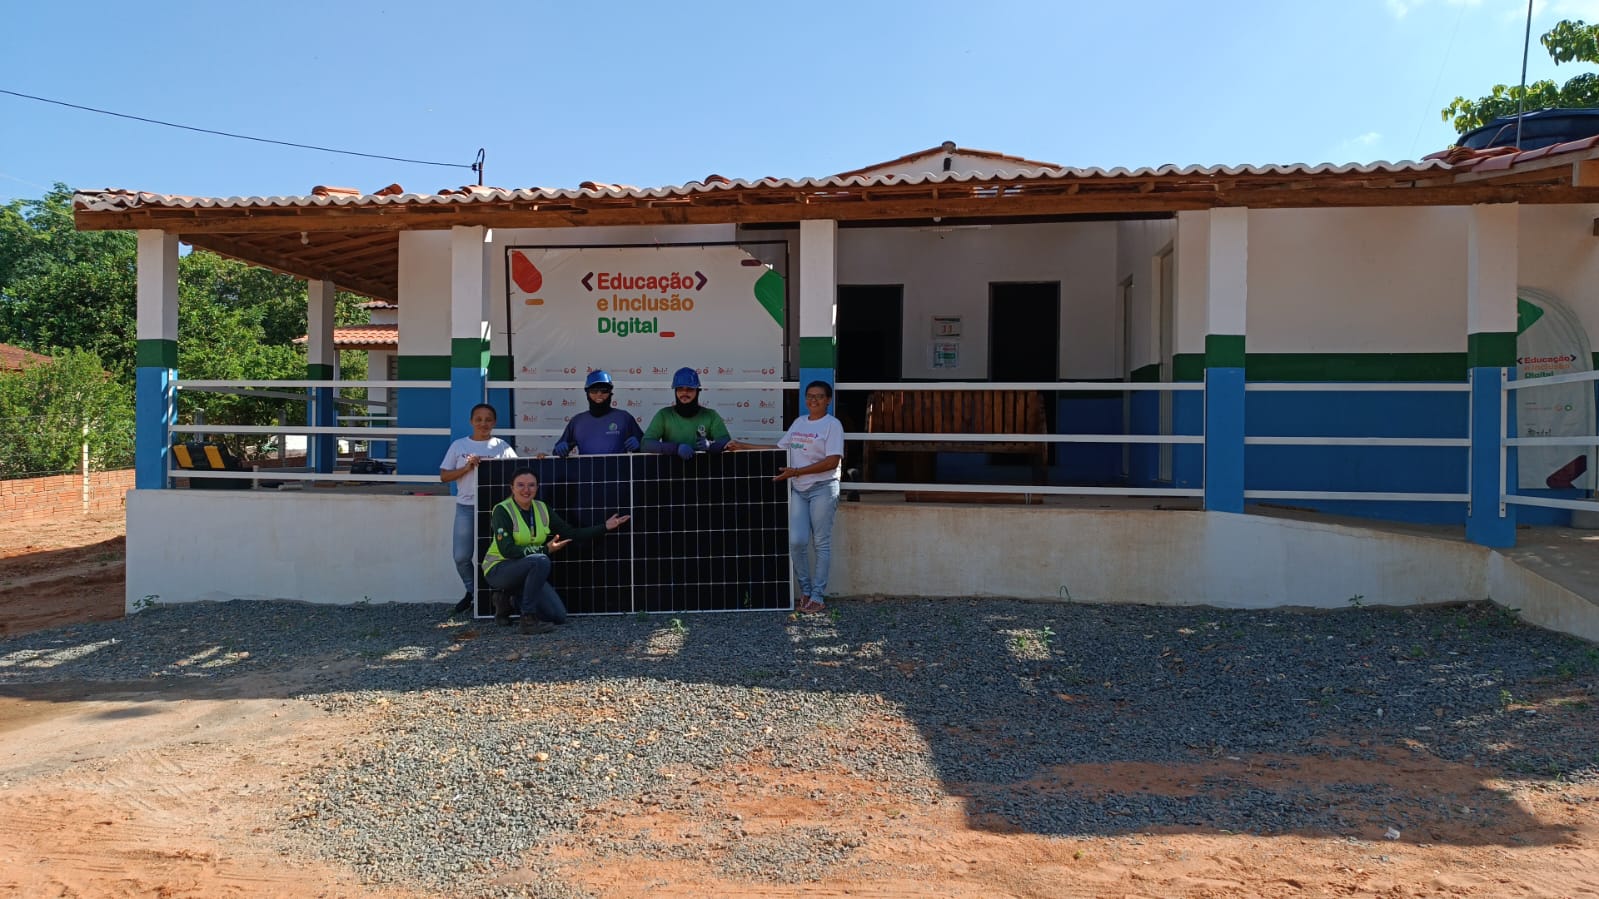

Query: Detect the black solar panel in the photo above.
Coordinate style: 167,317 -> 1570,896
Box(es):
474,451 -> 791,616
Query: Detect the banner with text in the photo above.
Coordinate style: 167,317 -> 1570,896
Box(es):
507,245 -> 786,453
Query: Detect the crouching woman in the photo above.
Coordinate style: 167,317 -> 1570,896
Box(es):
481,467 -> 630,634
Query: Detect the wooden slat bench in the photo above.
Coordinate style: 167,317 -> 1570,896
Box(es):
862,389 -> 1048,482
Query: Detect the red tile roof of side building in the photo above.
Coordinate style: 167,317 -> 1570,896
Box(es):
0,343 -> 50,372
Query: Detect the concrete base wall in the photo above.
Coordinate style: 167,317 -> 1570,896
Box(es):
124,492 -> 1599,643
829,505 -> 1487,608
125,490 -> 460,610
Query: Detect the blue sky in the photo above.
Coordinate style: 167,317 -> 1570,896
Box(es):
3,0 -> 1599,203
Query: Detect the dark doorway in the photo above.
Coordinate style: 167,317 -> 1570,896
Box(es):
990,282 -> 1060,450
836,284 -> 903,476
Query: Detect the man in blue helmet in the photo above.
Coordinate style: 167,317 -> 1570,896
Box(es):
642,367 -> 732,460
551,369 -> 644,456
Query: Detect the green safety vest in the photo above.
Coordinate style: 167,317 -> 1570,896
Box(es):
481,498 -> 551,574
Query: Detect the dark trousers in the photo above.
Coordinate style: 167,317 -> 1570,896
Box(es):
483,553 -> 569,624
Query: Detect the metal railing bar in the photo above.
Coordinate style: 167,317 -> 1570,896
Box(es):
1244,490 -> 1469,502
1245,382 -> 1469,392
1245,437 -> 1470,447
847,482 -> 1204,497
173,470 -> 441,484
487,380 -> 797,391
1505,436 -> 1599,448
833,381 -> 1205,392
175,379 -> 437,390
1503,369 -> 1599,390
171,425 -> 450,437
1502,495 -> 1599,512
841,432 -> 1204,445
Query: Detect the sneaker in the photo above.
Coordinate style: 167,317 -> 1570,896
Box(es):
452,592 -> 473,615
520,617 -> 556,635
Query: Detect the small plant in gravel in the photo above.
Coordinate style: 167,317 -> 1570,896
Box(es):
669,617 -> 687,634
133,594 -> 160,612
1347,594 -> 1365,609
634,609 -> 650,623
1406,643 -> 1429,660
1498,687 -> 1515,708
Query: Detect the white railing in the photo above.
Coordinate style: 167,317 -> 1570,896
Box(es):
1502,368 -> 1599,513
169,379 -> 449,485
1241,382 -> 1471,504
829,379 -> 1204,499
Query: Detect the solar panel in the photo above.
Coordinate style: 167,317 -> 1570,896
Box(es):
473,451 -> 791,616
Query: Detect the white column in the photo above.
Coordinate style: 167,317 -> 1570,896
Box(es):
798,220 -> 838,385
1467,204 -> 1519,338
306,280 -> 337,372
1205,207 -> 1248,341
449,226 -> 492,441
134,231 -> 179,491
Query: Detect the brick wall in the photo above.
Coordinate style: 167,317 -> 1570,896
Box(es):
0,469 -> 135,525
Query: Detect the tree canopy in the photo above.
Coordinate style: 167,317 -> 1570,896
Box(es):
1442,19 -> 1599,134
0,184 -> 373,472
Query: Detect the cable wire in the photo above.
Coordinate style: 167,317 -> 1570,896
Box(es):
0,88 -> 474,170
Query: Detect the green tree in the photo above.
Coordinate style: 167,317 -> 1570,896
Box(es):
0,186 -> 379,456
1442,19 -> 1599,135
0,349 -> 134,477
0,185 -> 137,375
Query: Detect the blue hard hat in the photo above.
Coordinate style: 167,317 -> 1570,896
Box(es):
671,367 -> 702,389
584,370 -> 613,389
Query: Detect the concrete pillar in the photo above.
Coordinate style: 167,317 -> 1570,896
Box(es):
1203,207 -> 1247,513
135,231 -> 179,490
306,279 -> 338,473
798,220 -> 838,405
1466,203 -> 1519,548
449,226 -> 491,450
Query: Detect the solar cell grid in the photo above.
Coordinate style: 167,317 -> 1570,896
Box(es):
474,451 -> 790,616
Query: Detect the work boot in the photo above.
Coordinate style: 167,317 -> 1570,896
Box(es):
492,591 -> 514,627
520,616 -> 555,635
452,591 -> 472,615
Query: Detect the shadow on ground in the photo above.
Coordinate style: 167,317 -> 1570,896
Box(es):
1,597 -> 1595,848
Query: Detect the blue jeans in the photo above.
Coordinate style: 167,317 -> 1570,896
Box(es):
451,503 -> 477,593
483,553 -> 569,624
789,479 -> 840,600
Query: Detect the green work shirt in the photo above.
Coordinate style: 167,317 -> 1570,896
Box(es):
642,406 -> 731,446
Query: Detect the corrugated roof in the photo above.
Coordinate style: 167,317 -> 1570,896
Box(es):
73,160 -> 1451,212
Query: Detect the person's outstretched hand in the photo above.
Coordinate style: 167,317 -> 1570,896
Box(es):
605,513 -> 632,530
546,534 -> 572,555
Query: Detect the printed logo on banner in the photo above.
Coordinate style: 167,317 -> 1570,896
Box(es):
1517,290 -> 1596,490
508,245 -> 786,452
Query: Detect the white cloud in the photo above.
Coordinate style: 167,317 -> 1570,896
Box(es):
1330,132 -> 1387,162
1545,0 -> 1599,20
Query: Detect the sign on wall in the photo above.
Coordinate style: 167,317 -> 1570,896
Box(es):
506,245 -> 786,452
1516,288 -> 1595,490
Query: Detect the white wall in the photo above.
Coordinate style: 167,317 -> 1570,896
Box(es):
124,491 -> 1599,642
1519,203 -> 1599,337
397,231 -> 451,357
1115,218 -> 1176,371
126,490 -> 461,608
836,223 -> 1120,379
1244,207 -> 1469,353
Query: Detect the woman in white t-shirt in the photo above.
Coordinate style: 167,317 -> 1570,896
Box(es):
734,380 -> 844,613
439,403 -> 518,613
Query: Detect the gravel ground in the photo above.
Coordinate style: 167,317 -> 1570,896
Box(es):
3,597 -> 1597,897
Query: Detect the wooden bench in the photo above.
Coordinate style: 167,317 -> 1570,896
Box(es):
862,389 -> 1049,482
